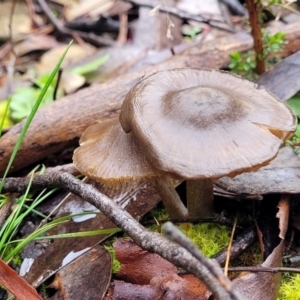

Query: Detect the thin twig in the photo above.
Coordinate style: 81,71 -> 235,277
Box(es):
246,0 -> 265,74
117,13 -> 128,44
25,0 -> 41,28
224,214 -> 238,276
36,0 -> 115,47
212,226 -> 257,266
8,0 -> 18,57
1,172 -> 240,300
227,266 -> 300,274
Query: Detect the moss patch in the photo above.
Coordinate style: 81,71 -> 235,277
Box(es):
278,274 -> 300,300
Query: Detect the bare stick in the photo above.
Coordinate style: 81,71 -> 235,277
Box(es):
224,214 -> 238,276
1,172 -> 240,300
212,226 -> 257,266
227,266 -> 300,274
162,222 -> 241,300
246,0 -> 265,74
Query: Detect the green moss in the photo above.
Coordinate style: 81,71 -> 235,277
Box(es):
232,243 -> 262,267
104,245 -> 121,274
148,208 -> 231,257
3,244 -> 22,267
179,223 -> 231,257
278,274 -> 300,300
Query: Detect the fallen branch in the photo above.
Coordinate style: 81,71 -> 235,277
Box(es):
1,172 -> 241,300
227,266 -> 300,274
212,226 -> 257,266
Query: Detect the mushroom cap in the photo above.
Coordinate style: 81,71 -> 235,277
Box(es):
119,68 -> 296,179
73,118 -> 163,187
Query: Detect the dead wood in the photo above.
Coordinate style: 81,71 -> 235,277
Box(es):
212,226 -> 257,266
1,22 -> 300,175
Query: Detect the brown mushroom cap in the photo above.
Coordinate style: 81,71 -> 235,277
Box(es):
73,118 -> 162,187
119,68 -> 296,179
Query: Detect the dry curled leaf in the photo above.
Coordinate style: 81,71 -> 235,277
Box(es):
0,259 -> 41,300
112,239 -> 208,300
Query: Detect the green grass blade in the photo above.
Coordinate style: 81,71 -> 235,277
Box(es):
0,97 -> 11,137
35,228 -> 121,239
0,41 -> 73,194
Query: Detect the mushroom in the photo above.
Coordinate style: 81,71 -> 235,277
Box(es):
73,117 -> 188,218
73,68 -> 296,219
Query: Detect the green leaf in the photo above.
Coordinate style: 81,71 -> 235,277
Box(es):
286,94 -> 300,118
229,51 -> 242,61
295,124 -> 300,139
0,100 -> 13,131
9,85 -> 56,122
70,54 -> 109,75
0,41 -> 73,195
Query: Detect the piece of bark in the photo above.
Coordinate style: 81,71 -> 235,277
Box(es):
48,246 -> 111,300
257,50 -> 300,101
216,147 -> 300,195
1,22 -> 300,174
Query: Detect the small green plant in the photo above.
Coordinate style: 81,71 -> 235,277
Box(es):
0,42 -> 72,196
285,93 -> 300,153
229,31 -> 286,80
228,50 -> 256,80
0,100 -> 13,132
0,45 -> 117,270
182,25 -> 202,41
0,43 -> 72,263
8,54 -> 109,122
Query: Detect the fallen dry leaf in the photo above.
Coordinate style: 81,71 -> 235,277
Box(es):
15,35 -> 63,57
0,258 -> 42,300
232,242 -> 283,300
114,238 -> 177,285
232,196 -> 289,299
36,44 -> 96,75
112,238 -> 208,300
48,245 -> 111,300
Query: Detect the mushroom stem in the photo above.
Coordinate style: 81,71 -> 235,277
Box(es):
186,179 -> 214,219
154,178 -> 188,219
